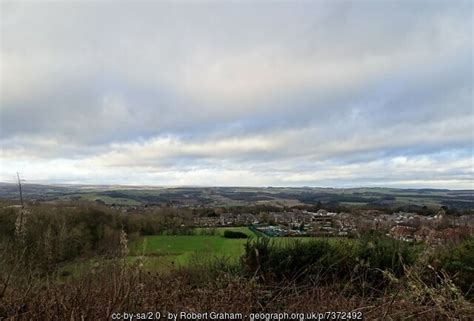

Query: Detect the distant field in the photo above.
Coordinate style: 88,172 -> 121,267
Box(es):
2,183 -> 472,209
77,194 -> 141,205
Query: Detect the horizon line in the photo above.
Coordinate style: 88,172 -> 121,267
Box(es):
0,181 -> 472,191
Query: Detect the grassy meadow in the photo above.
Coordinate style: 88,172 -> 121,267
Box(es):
127,227 -> 346,271
59,227 -> 343,274
128,227 -> 257,270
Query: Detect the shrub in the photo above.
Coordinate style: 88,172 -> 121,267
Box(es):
242,238 -> 349,283
355,231 -> 419,281
242,232 -> 419,287
0,207 -> 16,240
223,230 -> 248,239
440,237 -> 474,297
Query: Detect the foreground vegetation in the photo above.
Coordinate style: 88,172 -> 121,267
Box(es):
0,203 -> 473,320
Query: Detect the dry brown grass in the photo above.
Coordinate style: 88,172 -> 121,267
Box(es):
1,260 -> 473,321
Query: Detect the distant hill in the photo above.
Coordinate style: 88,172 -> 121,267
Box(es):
0,182 -> 472,210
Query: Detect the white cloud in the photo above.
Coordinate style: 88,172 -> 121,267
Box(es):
0,1 -> 472,188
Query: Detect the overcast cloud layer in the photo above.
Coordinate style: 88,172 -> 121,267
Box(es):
0,1 -> 473,188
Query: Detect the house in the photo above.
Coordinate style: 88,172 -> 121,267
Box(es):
389,225 -> 416,242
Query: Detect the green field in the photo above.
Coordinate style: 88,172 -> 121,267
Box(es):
127,227 -> 335,271
59,227 -> 316,274
129,227 -> 258,270
77,193 -> 141,205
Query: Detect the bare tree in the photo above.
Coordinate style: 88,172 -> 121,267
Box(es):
14,173 -> 27,240
17,172 -> 24,209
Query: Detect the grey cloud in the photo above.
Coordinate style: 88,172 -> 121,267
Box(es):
0,1 -> 472,187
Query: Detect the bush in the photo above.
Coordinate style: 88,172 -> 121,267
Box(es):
242,238 -> 349,283
356,231 -> 419,280
440,237 -> 474,296
0,207 -> 16,240
223,230 -> 248,239
242,232 -> 419,287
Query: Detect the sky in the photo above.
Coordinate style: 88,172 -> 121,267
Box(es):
0,1 -> 473,188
